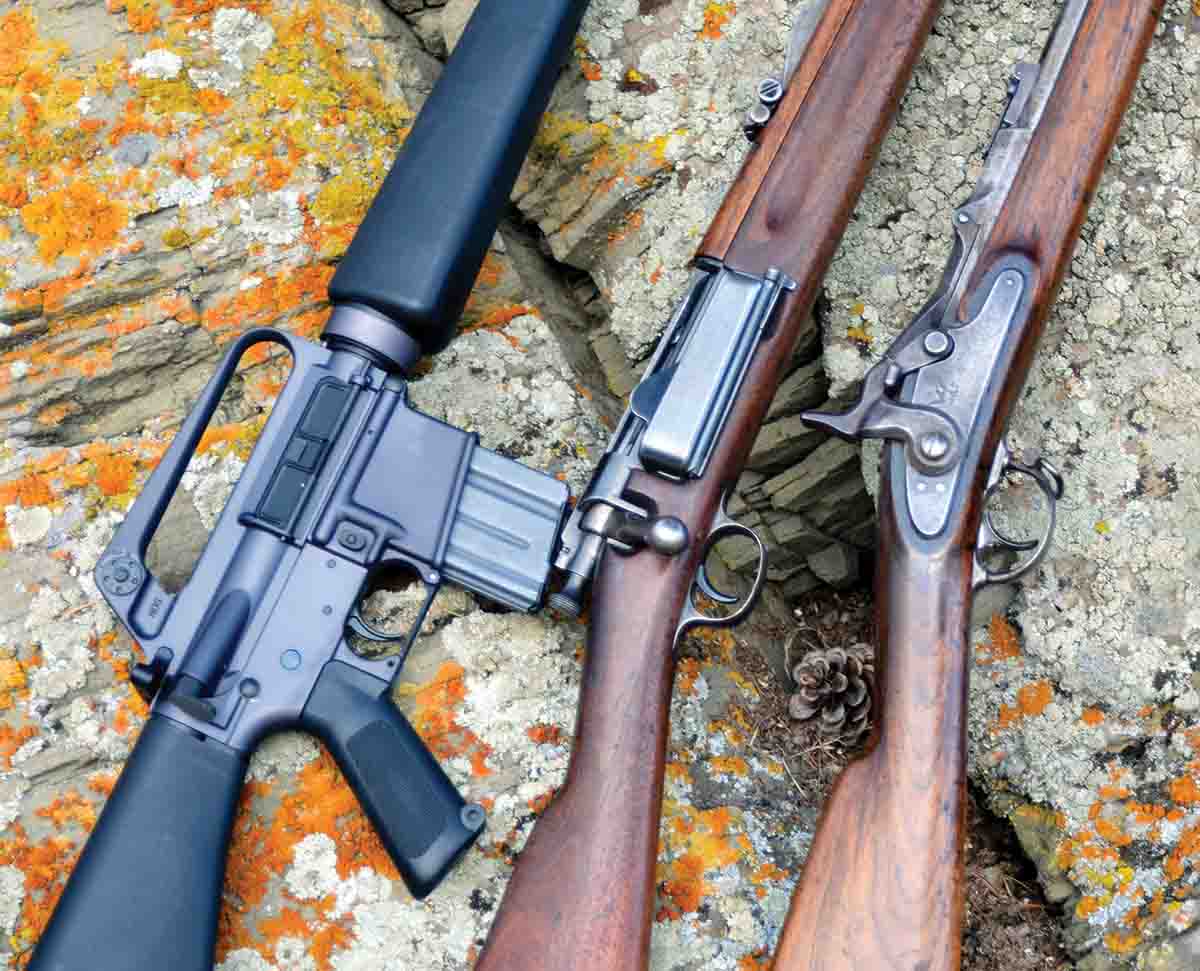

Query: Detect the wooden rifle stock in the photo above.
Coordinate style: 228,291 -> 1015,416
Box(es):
476,1 -> 942,968
772,2 -> 1164,969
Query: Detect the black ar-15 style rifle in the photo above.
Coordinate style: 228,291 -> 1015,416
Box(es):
29,2 -> 589,969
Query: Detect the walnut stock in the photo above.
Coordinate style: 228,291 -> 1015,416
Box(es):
475,1 -> 944,968
772,2 -> 1165,969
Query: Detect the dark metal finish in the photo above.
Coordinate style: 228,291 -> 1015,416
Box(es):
802,0 -> 1098,564
326,0 -> 592,357
322,303 -> 422,372
973,442 -> 1065,587
552,262 -> 787,619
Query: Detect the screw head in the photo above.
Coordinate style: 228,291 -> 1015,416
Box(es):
98,553 -> 143,597
239,678 -> 260,699
919,432 -> 951,462
281,649 -> 302,671
923,331 -> 951,356
461,803 -> 486,831
757,76 -> 783,105
339,527 -> 366,551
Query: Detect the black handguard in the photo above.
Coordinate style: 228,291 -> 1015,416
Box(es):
29,0 -> 587,967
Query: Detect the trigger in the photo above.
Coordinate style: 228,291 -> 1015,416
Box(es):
347,608 -> 409,644
695,562 -> 740,605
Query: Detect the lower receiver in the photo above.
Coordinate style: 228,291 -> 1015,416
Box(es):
29,317 -> 568,971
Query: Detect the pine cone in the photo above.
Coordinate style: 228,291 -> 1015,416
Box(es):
788,643 -> 875,743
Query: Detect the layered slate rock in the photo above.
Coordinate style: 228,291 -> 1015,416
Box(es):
2,0 -> 1199,969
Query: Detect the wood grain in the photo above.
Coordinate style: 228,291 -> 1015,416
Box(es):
710,0 -> 944,282
773,2 -> 1164,969
773,474 -> 974,971
473,501 -> 702,971
699,0 -> 857,259
476,2 -> 943,969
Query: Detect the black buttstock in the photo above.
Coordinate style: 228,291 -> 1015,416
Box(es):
28,716 -> 246,971
303,660 -> 485,898
327,0 -> 590,356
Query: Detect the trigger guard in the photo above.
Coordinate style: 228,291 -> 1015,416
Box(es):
975,456 -> 1063,587
695,560 -> 740,605
673,520 -> 768,650
348,609 -> 408,644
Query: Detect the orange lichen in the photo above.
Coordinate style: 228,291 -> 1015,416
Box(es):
20,182 -> 128,265
1168,774 -> 1200,805
1082,707 -> 1106,726
526,723 -> 564,746
93,452 -> 137,497
658,804 -> 749,918
661,851 -> 707,913
1104,930 -> 1141,955
0,470 -> 56,508
219,750 -> 401,965
1017,680 -> 1054,717
405,661 -> 493,777
0,723 -> 38,769
527,789 -> 556,815
0,782 -> 108,956
677,657 -> 703,696
0,657 -> 27,711
1095,817 -> 1132,847
1130,802 -> 1167,825
977,614 -> 1022,664
1165,822 -> 1200,880
700,1 -> 736,39
117,0 -> 162,32
36,791 -> 99,831
708,756 -> 749,777
201,264 -> 334,340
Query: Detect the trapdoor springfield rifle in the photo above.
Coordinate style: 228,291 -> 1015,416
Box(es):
29,2 -> 589,969
776,0 -> 1164,969
476,1 -> 944,969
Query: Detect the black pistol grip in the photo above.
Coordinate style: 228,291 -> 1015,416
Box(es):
302,660 -> 485,898
29,715 -> 246,971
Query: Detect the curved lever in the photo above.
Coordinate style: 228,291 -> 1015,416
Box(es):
673,495 -> 768,649
974,449 -> 1064,588
346,555 -> 441,669
695,561 -> 740,605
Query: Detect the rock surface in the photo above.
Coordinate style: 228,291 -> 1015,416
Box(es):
0,0 -> 1197,970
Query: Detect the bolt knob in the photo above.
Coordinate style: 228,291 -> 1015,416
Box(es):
647,516 -> 689,555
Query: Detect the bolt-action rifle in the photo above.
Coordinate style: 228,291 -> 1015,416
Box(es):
29,2 -> 590,969
773,1 -> 1163,969
475,1 -> 944,969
